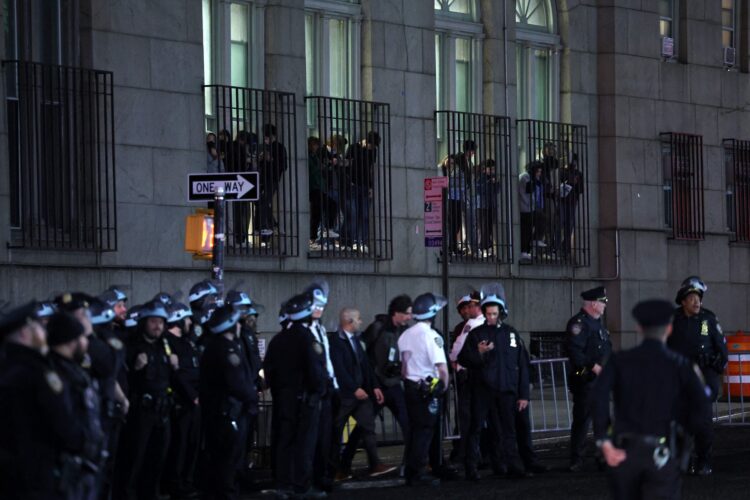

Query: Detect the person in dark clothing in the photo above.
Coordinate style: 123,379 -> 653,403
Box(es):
475,159 -> 500,255
162,303 -> 201,499
565,286 -> 612,472
441,154 -> 465,255
593,299 -> 712,499
518,161 -> 548,260
263,293 -> 328,499
557,156 -> 584,259
330,308 -> 396,479
256,123 -> 287,238
200,304 -> 259,500
309,136 -> 339,246
47,312 -> 107,500
666,276 -> 728,476
114,301 -> 175,500
0,302 -> 88,500
341,131 -> 379,250
230,130 -> 258,245
458,284 -> 529,480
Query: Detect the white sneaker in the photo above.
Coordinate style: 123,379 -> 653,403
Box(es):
534,240 -> 547,248
260,229 -> 273,237
520,252 -> 532,260
324,229 -> 340,238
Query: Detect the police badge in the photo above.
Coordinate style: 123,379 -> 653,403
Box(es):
45,370 -> 63,394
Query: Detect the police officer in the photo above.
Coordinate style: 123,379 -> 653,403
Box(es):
458,283 -> 528,480
100,286 -> 129,331
667,276 -> 727,475
304,279 -> 339,493
263,293 -> 327,499
398,292 -> 450,487
565,286 -> 612,472
189,280 -> 219,318
47,311 -> 107,500
34,300 -> 57,326
593,299 -> 712,499
0,302 -> 88,500
163,302 -> 202,498
200,303 -> 258,499
114,300 -> 175,500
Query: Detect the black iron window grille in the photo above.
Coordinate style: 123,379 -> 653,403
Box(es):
304,96 -> 393,260
3,60 -> 117,251
660,132 -> 705,240
516,119 -> 590,267
435,110 -> 513,263
724,138 -> 750,243
204,84 -> 299,257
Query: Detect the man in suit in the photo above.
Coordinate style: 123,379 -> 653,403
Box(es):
329,308 -> 397,479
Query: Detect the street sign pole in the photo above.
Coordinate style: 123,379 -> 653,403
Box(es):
441,186 -> 449,337
212,186 -> 225,302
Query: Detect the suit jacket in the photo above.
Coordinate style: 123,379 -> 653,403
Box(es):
329,329 -> 379,402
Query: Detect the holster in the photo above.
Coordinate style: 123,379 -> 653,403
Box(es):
670,421 -> 693,473
57,452 -> 82,493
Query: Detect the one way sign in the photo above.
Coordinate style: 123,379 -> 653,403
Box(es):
187,172 -> 260,202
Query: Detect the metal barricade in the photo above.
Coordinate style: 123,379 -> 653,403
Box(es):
716,350 -> 750,425
528,357 -> 573,433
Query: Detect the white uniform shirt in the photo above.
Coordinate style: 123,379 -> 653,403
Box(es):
449,314 -> 485,370
310,320 -> 339,389
398,321 -> 447,382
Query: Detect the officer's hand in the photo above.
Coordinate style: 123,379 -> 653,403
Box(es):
169,354 -> 179,370
121,397 -> 130,416
354,388 -> 369,401
194,397 -> 199,406
134,353 -> 148,370
517,399 -> 529,412
592,363 -> 603,376
373,388 -> 385,405
478,340 -> 495,354
601,441 -> 627,467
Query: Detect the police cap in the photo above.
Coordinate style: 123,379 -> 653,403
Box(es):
632,299 -> 674,328
47,312 -> 85,346
54,292 -> 94,312
284,292 -> 315,321
305,278 -> 329,308
0,301 -> 40,340
675,276 -> 707,304
581,286 -> 607,303
205,304 -> 241,334
413,293 -> 448,321
34,301 -> 57,319
138,300 -> 169,320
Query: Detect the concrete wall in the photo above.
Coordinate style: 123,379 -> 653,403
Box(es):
1,0 -> 748,345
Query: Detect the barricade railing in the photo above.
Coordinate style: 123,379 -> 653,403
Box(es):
717,350 -> 750,425
528,357 -> 573,433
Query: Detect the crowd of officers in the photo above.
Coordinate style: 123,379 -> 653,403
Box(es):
0,273 -> 729,500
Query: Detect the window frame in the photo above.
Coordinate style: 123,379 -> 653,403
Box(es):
722,0 -> 737,50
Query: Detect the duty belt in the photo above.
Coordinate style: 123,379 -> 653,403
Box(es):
615,433 -> 667,448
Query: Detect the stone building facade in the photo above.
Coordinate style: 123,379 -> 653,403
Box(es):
1,0 -> 748,349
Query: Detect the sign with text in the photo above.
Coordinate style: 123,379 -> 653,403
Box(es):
424,176 -> 447,247
188,172 -> 259,202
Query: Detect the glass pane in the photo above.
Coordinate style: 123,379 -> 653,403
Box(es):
722,0 -> 734,10
723,29 -> 733,48
516,0 -> 552,32
449,0 -> 470,15
658,0 -> 672,18
435,34 -> 442,110
659,20 -> 672,38
434,0 -> 442,10
455,37 -> 471,112
328,18 -> 349,98
722,10 -> 734,27
203,0 -> 212,116
305,14 -> 315,95
230,3 -> 248,88
531,48 -> 550,121
230,3 -> 248,43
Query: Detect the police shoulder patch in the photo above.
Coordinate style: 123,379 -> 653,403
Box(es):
434,335 -> 444,349
716,322 -> 723,335
313,342 -> 323,355
570,322 -> 582,335
227,353 -> 241,367
108,337 -> 123,350
45,370 -> 63,394
692,363 -> 706,386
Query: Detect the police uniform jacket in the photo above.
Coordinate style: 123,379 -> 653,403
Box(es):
239,325 -> 264,391
199,333 -> 258,420
592,339 -> 711,442
263,322 -> 327,401
165,332 -> 201,408
93,325 -> 126,418
457,322 -> 530,399
667,308 -> 728,385
365,315 -> 404,388
329,330 -> 379,402
0,344 -> 86,496
126,333 -> 172,403
565,309 -> 612,384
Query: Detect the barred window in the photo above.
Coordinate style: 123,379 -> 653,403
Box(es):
204,85 -> 299,257
724,139 -> 750,242
305,96 -> 392,260
4,60 -> 117,250
435,111 -> 513,263
517,119 -> 590,266
660,132 -> 704,240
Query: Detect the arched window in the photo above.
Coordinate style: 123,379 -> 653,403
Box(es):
515,0 -> 559,121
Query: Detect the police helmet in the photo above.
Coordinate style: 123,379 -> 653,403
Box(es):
124,305 -> 142,328
305,278 -> 330,309
198,302 -> 218,325
54,292 -> 93,313
205,304 -> 241,335
278,301 -> 289,325
456,289 -> 480,311
226,290 -> 265,316
104,286 -> 128,303
138,300 -> 169,320
34,301 -> 57,319
88,298 -> 116,325
480,283 -> 508,318
284,292 -> 315,321
675,275 -> 708,304
153,292 -> 175,306
189,280 -> 218,305
167,302 -> 193,324
412,293 -> 448,321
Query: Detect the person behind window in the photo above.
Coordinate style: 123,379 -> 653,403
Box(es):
475,159 -> 500,257
255,124 -> 287,239
326,134 -> 349,239
557,154 -> 583,260
458,140 -> 478,255
541,143 -> 559,251
441,154 -> 464,255
342,131 -> 379,252
230,130 -> 257,245
518,161 -> 547,261
308,137 -> 339,249
206,132 -> 223,173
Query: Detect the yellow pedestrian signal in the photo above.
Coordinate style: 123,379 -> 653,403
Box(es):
185,211 -> 214,257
